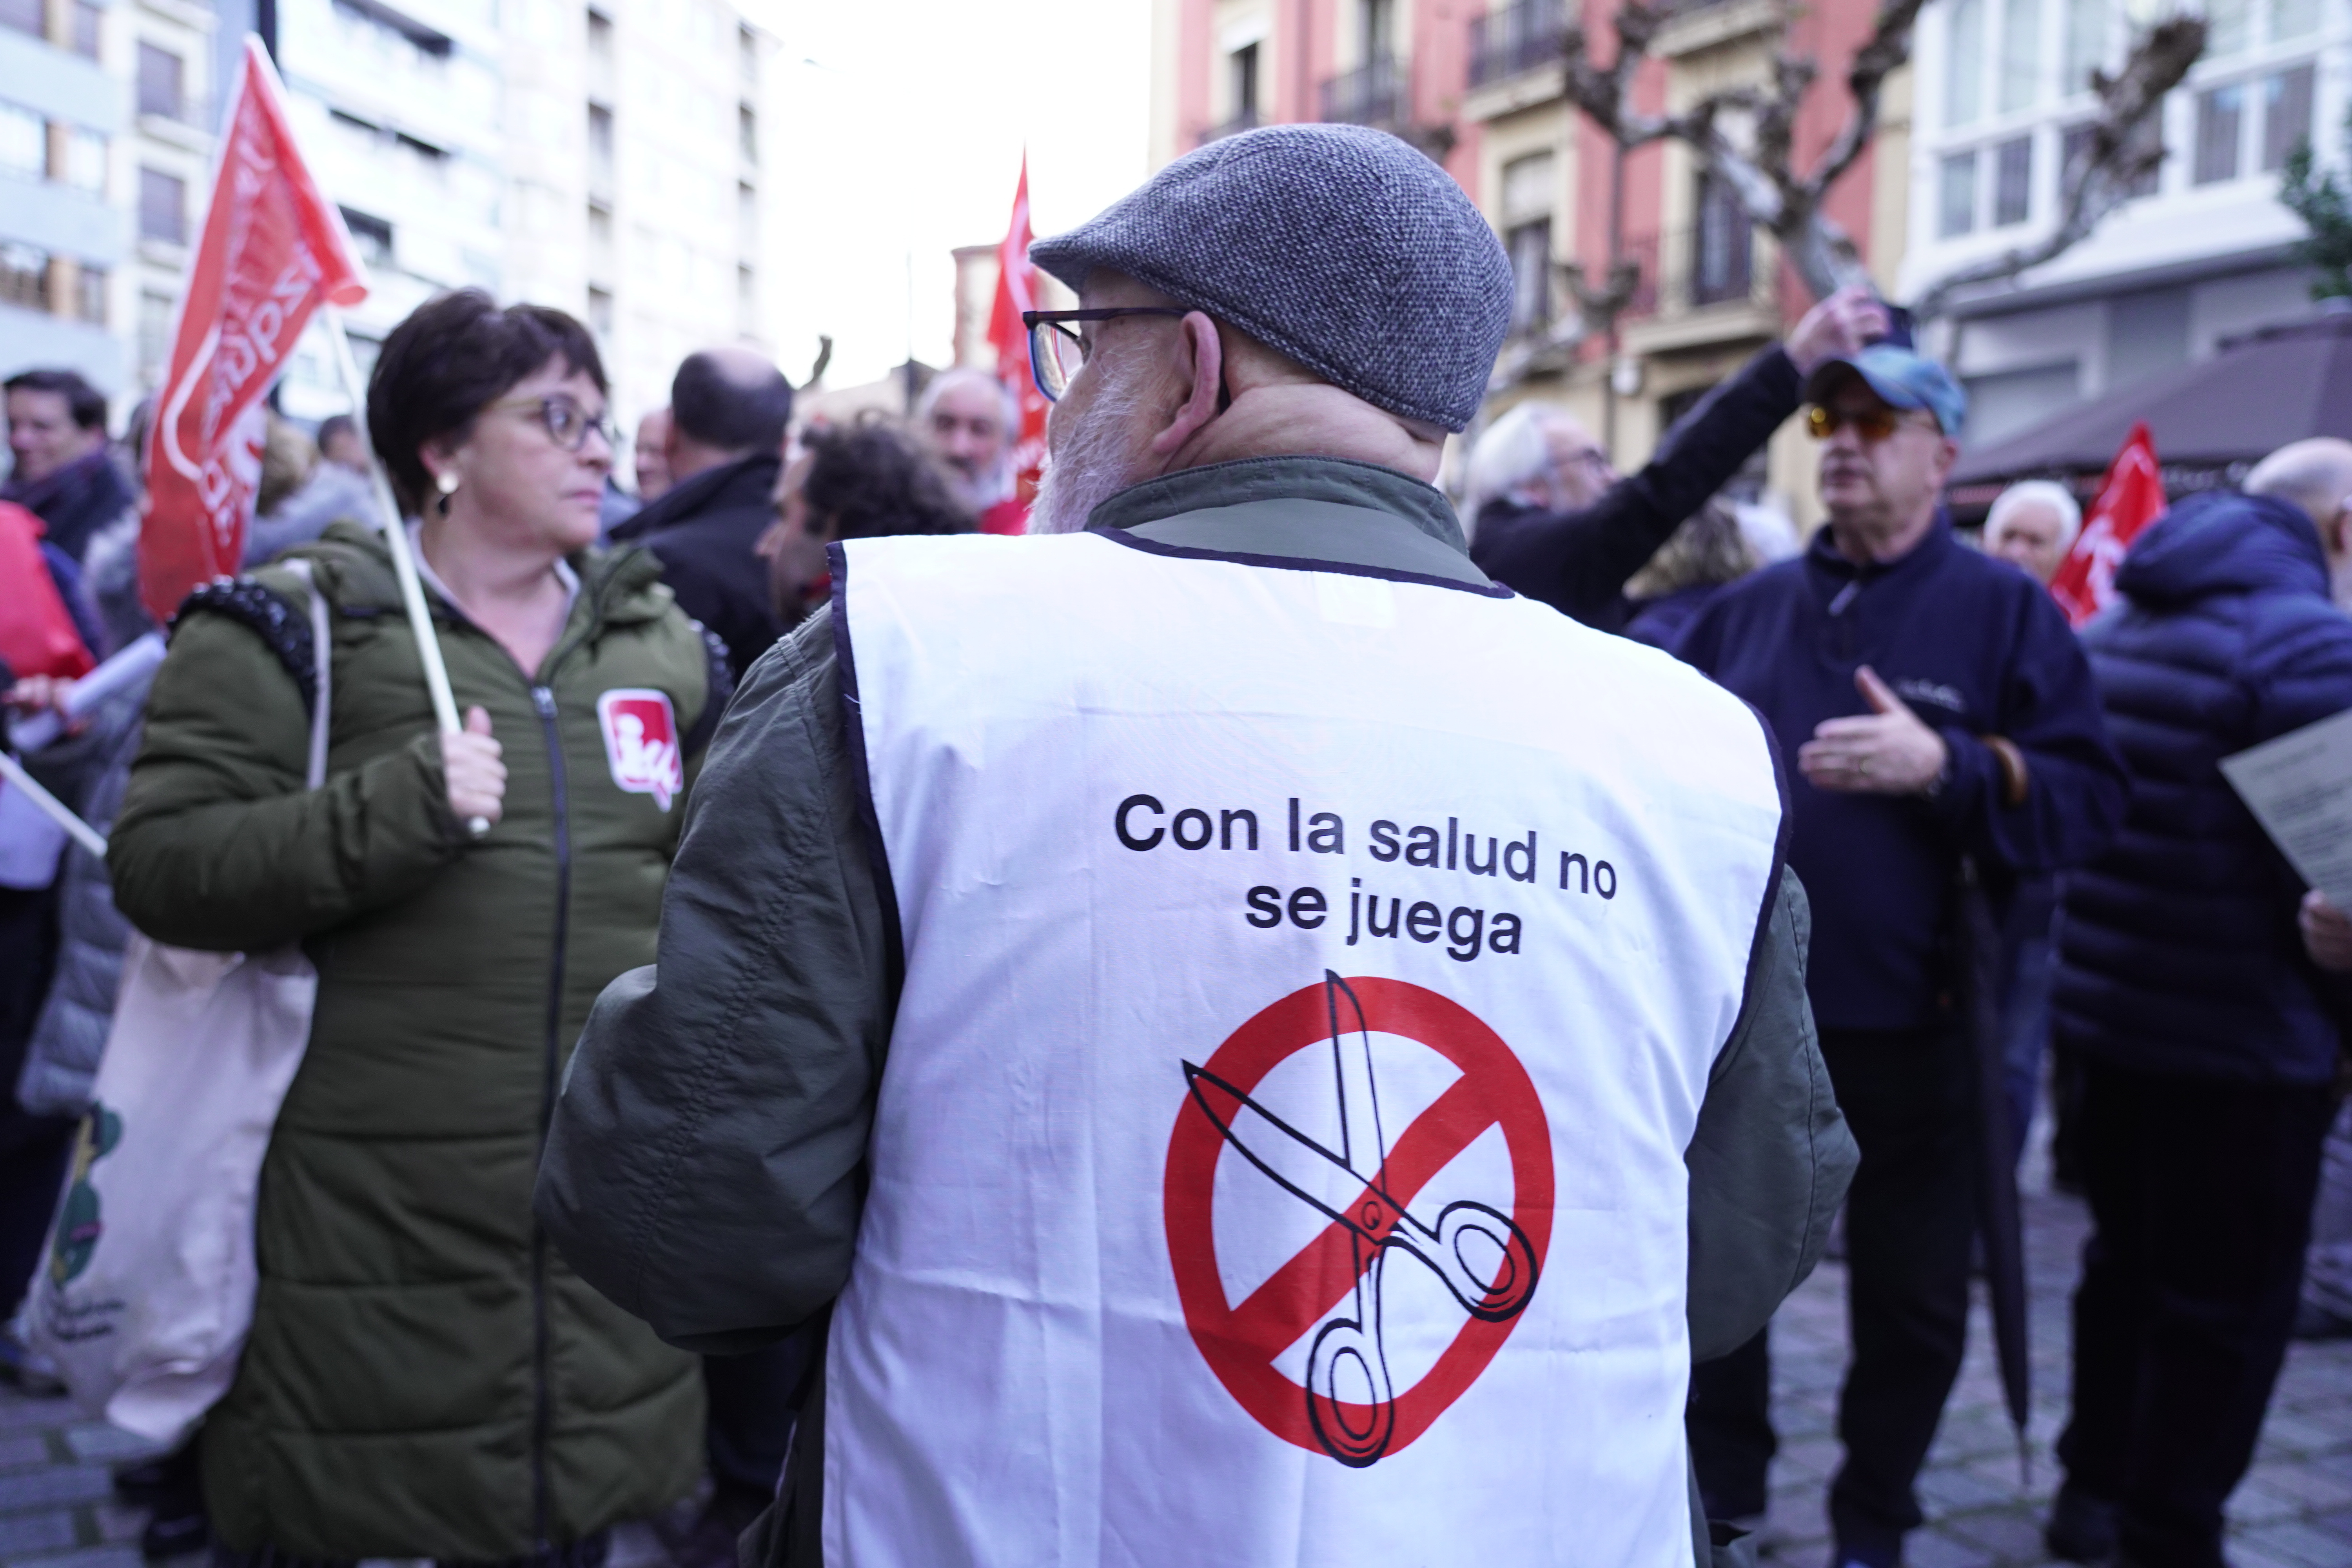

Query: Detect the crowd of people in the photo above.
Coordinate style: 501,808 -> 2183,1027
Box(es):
1,119 -> 2348,1568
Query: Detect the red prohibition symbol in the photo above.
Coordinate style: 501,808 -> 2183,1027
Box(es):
1163,975 -> 1555,1466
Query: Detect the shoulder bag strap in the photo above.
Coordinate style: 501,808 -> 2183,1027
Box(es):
281,560 -> 333,791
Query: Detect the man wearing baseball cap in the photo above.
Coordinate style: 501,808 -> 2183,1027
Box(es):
1676,347 -> 2126,1568
538,124 -> 1860,1568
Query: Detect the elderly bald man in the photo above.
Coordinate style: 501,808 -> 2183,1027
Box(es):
612,347 -> 795,677
2045,437 -> 2352,1568
1465,286 -> 1886,632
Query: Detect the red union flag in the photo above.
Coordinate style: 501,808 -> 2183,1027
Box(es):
2048,422 -> 2165,628
983,155 -> 1048,533
141,36 -> 366,622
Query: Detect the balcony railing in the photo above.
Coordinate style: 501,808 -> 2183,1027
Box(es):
1469,0 -> 1565,89
1201,108 -> 1260,145
1320,54 -> 1405,127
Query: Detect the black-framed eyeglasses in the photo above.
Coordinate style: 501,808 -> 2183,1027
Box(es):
488,394 -> 620,454
1022,307 -> 1192,402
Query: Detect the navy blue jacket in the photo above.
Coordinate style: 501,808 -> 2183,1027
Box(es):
1677,522 -> 2127,1032
2055,490 -> 2352,1083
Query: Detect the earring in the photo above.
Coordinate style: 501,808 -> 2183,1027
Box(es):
435,470 -> 459,516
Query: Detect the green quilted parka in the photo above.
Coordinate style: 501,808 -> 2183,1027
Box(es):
108,521 -> 722,1561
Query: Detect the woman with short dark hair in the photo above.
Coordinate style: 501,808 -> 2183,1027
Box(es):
108,289 -> 719,1566
759,416 -> 971,626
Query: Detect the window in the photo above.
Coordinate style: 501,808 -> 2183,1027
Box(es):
1999,0 -> 2040,113
1939,151 -> 1978,236
738,22 -> 756,86
586,6 -> 612,53
2194,83 -> 2243,184
71,0 -> 96,56
1229,42 -> 1260,124
140,289 -> 174,381
2262,64 -> 2315,171
738,104 -> 757,164
1692,171 -> 1752,305
1994,135 -> 2033,224
589,201 -> 614,274
0,243 -> 45,309
64,128 -> 104,194
586,284 -> 614,338
1360,0 -> 1393,59
737,263 -> 755,329
1506,220 -> 1551,330
2205,0 -> 2250,56
0,0 -> 39,38
338,205 -> 392,265
1945,0 -> 1985,127
138,44 -> 185,120
74,264 -> 104,324
2062,0 -> 2104,93
736,180 -> 755,254
0,102 -> 41,179
140,166 -> 186,243
1501,152 -> 1553,331
2273,0 -> 2319,40
588,103 -> 614,192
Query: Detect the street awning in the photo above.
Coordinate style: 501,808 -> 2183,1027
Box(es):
1945,309 -> 2352,518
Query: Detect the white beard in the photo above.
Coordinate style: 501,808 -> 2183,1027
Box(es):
1029,380 -> 1151,535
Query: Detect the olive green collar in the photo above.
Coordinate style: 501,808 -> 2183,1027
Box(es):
1086,456 -> 1488,588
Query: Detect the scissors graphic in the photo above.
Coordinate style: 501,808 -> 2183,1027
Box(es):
1181,971 -> 1541,1466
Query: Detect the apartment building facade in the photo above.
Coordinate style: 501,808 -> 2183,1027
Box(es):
1,0 -> 217,401
1148,0 -> 1910,524
2,0 -> 764,437
248,0 -> 764,429
1900,0 -> 2340,448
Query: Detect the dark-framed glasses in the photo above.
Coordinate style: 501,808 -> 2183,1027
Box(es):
1022,307 -> 1192,402
489,394 -> 620,453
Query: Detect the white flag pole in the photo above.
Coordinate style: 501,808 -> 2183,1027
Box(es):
321,305 -> 490,836
0,751 -> 107,859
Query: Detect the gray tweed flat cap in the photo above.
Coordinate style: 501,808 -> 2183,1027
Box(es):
1029,123 -> 1511,433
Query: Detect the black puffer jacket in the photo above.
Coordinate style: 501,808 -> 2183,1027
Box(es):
2056,489 -> 2352,1083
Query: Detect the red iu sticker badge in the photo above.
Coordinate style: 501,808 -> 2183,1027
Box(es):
596,689 -> 683,812
1164,972 -> 1552,1467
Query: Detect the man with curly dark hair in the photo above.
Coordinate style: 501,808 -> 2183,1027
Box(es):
757,419 -> 969,627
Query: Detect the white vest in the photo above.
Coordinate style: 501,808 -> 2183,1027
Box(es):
826,529 -> 1786,1568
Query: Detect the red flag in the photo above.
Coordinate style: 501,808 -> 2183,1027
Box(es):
2048,422 -> 2164,628
141,36 -> 366,622
983,156 -> 1048,533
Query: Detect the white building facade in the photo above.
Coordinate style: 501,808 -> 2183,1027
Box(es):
1902,0 -> 2340,446
0,0 -> 217,405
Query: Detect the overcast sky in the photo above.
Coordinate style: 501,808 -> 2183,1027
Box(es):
753,0 -> 1154,389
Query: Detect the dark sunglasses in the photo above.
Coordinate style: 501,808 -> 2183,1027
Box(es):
1805,404 -> 1932,443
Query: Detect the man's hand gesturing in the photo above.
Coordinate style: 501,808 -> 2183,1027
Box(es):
441,704 -> 507,830
1785,285 -> 1892,376
1799,666 -> 1951,796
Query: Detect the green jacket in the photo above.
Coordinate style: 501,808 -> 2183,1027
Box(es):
109,521 -> 722,1561
536,458 -> 1858,1568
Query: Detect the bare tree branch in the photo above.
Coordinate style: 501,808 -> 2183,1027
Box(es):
1911,16 -> 2206,318
1540,0 -> 2205,332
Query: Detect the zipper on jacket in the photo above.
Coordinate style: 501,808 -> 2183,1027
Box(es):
529,681 -> 572,1550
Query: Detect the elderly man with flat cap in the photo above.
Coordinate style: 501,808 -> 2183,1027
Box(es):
537,125 -> 1856,1568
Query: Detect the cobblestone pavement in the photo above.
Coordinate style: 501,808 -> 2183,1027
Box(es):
2,1191 -> 2346,1568
1755,1192 -> 2352,1568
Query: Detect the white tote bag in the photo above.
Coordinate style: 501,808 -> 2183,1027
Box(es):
27,563 -> 333,1445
